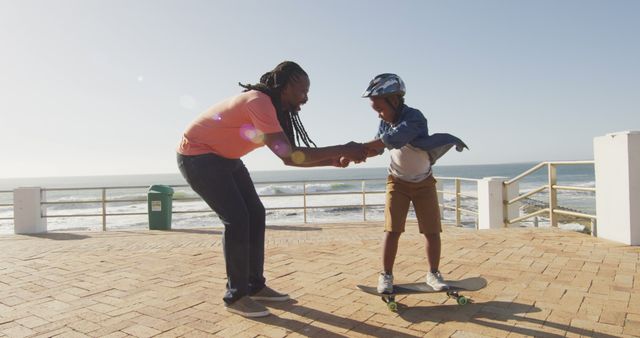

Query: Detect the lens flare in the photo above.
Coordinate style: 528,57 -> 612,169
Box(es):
271,140 -> 291,157
291,151 -> 305,164
252,132 -> 265,144
239,124 -> 265,144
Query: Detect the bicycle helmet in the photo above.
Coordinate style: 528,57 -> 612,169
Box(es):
361,73 -> 406,98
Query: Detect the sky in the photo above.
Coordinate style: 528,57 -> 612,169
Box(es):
1,0 -> 638,178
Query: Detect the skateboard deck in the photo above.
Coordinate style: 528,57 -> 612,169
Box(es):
357,277 -> 487,312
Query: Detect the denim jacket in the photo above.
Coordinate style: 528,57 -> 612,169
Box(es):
376,104 -> 468,164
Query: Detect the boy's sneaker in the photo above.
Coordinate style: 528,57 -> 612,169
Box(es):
224,296 -> 270,318
426,271 -> 449,291
250,286 -> 290,301
377,272 -> 394,294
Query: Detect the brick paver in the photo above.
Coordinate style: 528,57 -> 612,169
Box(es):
1,222 -> 639,337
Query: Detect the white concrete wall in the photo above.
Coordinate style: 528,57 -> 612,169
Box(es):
594,131 -> 640,245
14,187 -> 47,234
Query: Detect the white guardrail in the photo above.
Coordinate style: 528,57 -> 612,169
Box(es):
0,190 -> 12,222
504,161 -> 596,233
1,177 -> 479,232
1,161 -> 597,233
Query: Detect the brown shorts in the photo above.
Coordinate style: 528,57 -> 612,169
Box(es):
385,174 -> 442,234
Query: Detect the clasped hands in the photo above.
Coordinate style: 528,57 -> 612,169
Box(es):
333,141 -> 374,168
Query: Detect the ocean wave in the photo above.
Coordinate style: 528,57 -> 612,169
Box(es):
44,194 -> 103,203
257,184 -> 301,195
568,181 -> 595,188
324,206 -> 362,213
308,182 -> 357,192
257,182 -> 361,196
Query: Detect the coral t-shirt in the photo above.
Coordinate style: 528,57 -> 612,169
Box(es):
177,90 -> 283,159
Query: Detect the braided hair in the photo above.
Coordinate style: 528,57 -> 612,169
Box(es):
239,61 -> 317,147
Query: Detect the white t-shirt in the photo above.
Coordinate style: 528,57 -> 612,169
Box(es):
388,144 -> 432,183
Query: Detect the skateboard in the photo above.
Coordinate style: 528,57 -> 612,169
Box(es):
357,276 -> 487,312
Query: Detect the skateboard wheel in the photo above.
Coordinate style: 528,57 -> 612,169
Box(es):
387,301 -> 398,312
457,296 -> 468,305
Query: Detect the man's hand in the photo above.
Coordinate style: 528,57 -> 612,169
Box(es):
343,141 -> 367,163
340,157 -> 351,167
332,157 -> 350,168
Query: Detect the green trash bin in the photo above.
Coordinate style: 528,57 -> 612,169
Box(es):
148,185 -> 174,230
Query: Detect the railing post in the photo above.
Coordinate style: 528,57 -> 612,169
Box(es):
303,183 -> 307,223
477,177 -> 506,229
455,178 -> 461,227
548,163 -> 558,227
594,131 -> 640,244
435,180 -> 444,220
13,187 -> 47,234
504,179 -> 520,227
362,181 -> 366,221
102,188 -> 107,231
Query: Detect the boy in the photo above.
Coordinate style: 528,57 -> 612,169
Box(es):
355,73 -> 467,293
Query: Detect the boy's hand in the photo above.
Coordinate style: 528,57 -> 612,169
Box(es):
342,154 -> 366,164
343,141 -> 368,162
365,146 -> 379,157
362,139 -> 385,158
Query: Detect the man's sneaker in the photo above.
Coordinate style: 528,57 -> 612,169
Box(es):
224,296 -> 270,318
377,272 -> 394,294
250,286 -> 290,301
426,271 -> 449,291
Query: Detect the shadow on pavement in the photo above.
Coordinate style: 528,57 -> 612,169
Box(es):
266,225 -> 322,231
397,300 -> 618,338
252,299 -> 418,337
255,299 -> 619,337
169,228 -> 222,235
23,232 -> 90,240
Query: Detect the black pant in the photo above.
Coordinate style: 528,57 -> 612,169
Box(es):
177,153 -> 266,303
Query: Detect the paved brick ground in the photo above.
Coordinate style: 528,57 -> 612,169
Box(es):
1,222 -> 639,337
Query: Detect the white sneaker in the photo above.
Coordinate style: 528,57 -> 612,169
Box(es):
426,271 -> 449,291
377,272 -> 394,294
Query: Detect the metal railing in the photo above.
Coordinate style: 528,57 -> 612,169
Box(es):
504,161 -> 596,233
437,177 -> 479,228
38,181 -> 382,231
26,176 -> 476,231
170,179 -> 388,224
3,164 -> 597,233
0,190 -> 13,222
41,186 -> 150,232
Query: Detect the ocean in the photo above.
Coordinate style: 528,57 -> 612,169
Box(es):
0,162 -> 595,234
